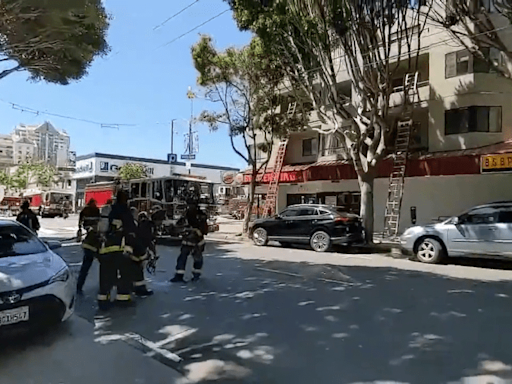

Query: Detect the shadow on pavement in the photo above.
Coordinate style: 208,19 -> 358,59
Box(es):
74,241 -> 512,384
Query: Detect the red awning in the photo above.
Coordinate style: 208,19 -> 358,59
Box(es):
242,140 -> 512,184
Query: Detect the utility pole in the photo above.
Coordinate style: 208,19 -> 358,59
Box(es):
186,87 -> 195,156
170,119 -> 176,155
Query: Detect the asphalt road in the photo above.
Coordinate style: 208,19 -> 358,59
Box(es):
4,216 -> 512,383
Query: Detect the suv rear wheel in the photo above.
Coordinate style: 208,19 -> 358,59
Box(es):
252,227 -> 268,246
310,231 -> 331,252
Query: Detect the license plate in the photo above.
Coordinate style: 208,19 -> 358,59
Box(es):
0,306 -> 29,326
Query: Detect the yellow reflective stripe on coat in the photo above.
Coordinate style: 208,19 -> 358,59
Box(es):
82,243 -> 98,252
192,268 -> 202,274
197,239 -> 205,247
130,254 -> 147,262
97,294 -> 109,301
176,270 -> 185,274
99,245 -> 123,254
116,294 -> 131,301
133,280 -> 146,287
124,245 -> 134,254
182,241 -> 196,247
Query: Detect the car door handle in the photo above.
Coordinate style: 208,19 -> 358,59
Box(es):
488,227 -> 498,231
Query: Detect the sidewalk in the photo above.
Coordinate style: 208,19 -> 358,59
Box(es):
209,216 -> 247,242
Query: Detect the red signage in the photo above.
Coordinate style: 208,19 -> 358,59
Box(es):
243,170 -> 304,184
223,172 -> 235,184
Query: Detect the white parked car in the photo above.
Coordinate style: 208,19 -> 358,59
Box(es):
400,202 -> 512,264
0,220 -> 74,331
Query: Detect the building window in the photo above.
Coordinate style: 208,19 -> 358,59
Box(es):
445,49 -> 491,78
474,0 -> 496,12
302,137 -> 318,157
445,106 -> 502,135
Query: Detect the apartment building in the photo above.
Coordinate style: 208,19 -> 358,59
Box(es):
243,3 -> 512,233
12,121 -> 71,167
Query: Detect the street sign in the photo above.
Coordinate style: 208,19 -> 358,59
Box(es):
181,154 -> 196,160
186,162 -> 191,170
168,153 -> 177,163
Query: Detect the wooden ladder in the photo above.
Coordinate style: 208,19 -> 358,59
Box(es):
383,72 -> 418,239
262,139 -> 289,217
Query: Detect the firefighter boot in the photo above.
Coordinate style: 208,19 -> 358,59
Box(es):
170,273 -> 186,283
191,272 -> 201,282
135,287 -> 154,297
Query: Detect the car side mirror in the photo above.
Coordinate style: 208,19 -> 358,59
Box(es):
45,240 -> 62,250
275,215 -> 282,220
452,217 -> 460,225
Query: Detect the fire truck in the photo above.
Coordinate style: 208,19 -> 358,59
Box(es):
84,175 -> 220,237
23,190 -> 74,217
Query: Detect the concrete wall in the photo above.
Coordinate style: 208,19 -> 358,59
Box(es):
277,172 -> 512,233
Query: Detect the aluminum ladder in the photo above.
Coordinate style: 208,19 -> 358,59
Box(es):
262,139 -> 289,217
383,72 -> 418,239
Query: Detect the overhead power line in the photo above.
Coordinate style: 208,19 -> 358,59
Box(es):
153,0 -> 201,31
158,9 -> 230,48
0,99 -> 137,129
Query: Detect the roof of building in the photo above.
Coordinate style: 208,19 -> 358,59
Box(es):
75,152 -> 240,171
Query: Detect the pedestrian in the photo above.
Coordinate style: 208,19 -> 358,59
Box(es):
16,200 -> 40,235
97,190 -> 137,309
128,211 -> 155,297
170,197 -> 208,283
76,198 -> 101,294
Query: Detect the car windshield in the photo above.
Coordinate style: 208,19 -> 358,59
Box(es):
0,224 -> 47,258
50,193 -> 72,204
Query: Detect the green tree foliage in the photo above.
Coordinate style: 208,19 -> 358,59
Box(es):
118,163 -> 148,181
0,170 -> 13,189
192,35 -> 305,232
10,163 -> 58,190
224,0 -> 430,241
0,0 -> 110,84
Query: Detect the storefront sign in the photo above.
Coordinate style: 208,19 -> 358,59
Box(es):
75,161 -> 93,174
99,161 -> 155,175
223,171 -> 235,184
481,154 -> 512,173
243,170 -> 304,184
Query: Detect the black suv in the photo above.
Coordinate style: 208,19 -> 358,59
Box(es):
250,204 -> 365,252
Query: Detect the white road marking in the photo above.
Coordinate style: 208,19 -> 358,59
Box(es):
154,329 -> 197,348
62,242 -> 81,247
124,332 -> 182,363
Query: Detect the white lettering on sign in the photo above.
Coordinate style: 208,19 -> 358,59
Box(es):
75,162 -> 93,174
99,160 -> 154,175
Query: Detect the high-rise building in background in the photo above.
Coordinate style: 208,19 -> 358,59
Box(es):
12,121 -> 71,167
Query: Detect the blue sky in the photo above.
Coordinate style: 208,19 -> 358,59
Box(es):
0,0 -> 251,170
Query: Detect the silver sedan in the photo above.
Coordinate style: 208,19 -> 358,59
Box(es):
400,202 -> 512,264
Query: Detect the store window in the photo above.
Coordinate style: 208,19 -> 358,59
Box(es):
445,106 -> 502,135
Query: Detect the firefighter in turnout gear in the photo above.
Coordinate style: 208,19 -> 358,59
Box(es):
76,199 -> 101,294
170,197 -> 208,283
128,211 -> 155,297
97,190 -> 137,309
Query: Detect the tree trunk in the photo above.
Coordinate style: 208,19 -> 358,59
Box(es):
243,175 -> 257,234
358,172 -> 375,244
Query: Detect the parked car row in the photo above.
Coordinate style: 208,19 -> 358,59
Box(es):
250,201 -> 512,266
